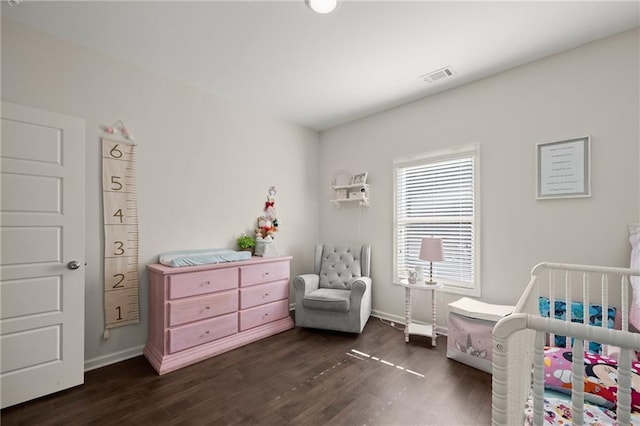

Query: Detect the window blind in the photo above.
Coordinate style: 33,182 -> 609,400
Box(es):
395,153 -> 476,291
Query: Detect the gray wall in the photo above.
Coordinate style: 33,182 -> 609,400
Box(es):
1,18 -> 321,369
319,29 -> 640,326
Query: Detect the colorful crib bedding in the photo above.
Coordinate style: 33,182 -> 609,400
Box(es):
524,346 -> 640,425
524,390 -> 640,425
158,248 -> 251,267
543,347 -> 640,411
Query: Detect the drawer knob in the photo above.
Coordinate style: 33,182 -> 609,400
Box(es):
205,306 -> 210,310
264,293 -> 269,297
205,330 -> 210,334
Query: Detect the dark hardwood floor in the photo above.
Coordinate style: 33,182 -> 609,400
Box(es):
1,319 -> 492,425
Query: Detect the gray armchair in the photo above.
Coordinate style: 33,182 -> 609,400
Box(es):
293,244 -> 371,334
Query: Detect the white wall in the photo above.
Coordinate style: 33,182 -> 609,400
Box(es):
3,17 -> 638,365
319,29 -> 640,326
1,18 -> 321,368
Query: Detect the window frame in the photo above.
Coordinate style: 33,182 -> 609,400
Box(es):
393,144 -> 481,297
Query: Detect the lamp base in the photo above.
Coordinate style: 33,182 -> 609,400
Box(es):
424,280 -> 438,286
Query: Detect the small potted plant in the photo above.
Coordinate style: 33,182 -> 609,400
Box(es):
236,233 -> 256,254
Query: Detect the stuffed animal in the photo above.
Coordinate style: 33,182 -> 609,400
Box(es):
256,187 -> 279,239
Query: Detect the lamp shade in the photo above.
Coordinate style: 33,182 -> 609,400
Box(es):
419,237 -> 444,262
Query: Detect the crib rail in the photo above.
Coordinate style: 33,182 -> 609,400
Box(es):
494,314 -> 640,425
492,262 -> 640,426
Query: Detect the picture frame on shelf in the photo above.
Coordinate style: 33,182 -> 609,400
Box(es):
351,172 -> 368,185
536,136 -> 591,199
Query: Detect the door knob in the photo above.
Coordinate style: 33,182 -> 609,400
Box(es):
67,260 -> 81,270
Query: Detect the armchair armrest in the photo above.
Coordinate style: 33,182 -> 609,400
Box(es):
293,274 -> 320,295
351,277 -> 372,298
350,277 -> 372,333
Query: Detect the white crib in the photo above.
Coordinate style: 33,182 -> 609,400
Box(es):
492,263 -> 640,425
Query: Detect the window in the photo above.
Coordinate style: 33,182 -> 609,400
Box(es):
393,145 -> 480,296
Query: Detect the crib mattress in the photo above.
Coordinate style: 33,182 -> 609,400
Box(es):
158,248 -> 252,267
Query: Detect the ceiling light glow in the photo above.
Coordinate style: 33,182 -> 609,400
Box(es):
306,0 -> 338,14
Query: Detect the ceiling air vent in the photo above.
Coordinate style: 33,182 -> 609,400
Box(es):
422,66 -> 455,83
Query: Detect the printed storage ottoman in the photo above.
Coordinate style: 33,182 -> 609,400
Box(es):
446,297 -> 513,374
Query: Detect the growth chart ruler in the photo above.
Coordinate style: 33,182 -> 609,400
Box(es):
102,138 -> 140,337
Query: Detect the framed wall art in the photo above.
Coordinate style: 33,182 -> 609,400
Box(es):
536,136 -> 591,199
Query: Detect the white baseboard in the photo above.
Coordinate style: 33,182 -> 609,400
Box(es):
84,345 -> 145,372
371,308 -> 404,324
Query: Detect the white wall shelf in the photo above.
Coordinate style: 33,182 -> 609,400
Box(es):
331,183 -> 370,208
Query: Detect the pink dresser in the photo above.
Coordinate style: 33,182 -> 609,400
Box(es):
144,256 -> 293,374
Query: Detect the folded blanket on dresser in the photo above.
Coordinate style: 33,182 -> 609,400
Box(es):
158,248 -> 251,267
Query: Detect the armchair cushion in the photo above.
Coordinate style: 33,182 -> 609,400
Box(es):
319,244 -> 364,290
303,288 -> 351,313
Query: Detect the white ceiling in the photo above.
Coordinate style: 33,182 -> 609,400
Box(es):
3,1 -> 639,131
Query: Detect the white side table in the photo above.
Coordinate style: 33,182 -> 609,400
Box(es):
395,280 -> 443,347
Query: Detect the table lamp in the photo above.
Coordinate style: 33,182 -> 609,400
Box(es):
419,237 -> 444,284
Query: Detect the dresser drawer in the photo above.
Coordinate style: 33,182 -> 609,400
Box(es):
239,299 -> 289,331
239,261 -> 289,287
239,279 -> 289,309
168,313 -> 238,353
168,290 -> 238,327
168,268 -> 238,299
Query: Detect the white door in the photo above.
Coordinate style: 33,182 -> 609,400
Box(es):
0,102 -> 85,408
